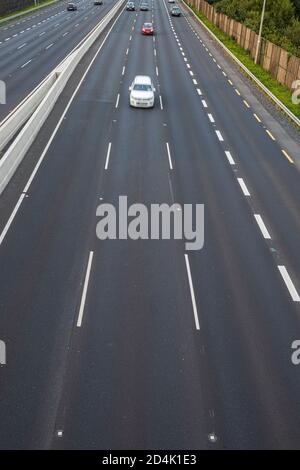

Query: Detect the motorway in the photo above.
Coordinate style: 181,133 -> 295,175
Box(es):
0,0 -> 119,121
0,0 -> 300,450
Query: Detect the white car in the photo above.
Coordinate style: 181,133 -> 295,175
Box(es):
129,75 -> 156,108
168,0 -> 175,3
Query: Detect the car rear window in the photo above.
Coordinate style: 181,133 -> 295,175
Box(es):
133,84 -> 152,91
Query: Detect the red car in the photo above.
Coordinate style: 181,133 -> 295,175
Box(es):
142,22 -> 154,35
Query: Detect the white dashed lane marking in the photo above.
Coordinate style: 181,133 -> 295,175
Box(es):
237,178 -> 251,196
278,266 -> 300,302
254,214 -> 271,239
225,150 -> 235,165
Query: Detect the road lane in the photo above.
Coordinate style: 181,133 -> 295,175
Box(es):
156,0 -> 300,448
51,4 -> 212,449
173,2 -> 300,291
0,0 -> 299,451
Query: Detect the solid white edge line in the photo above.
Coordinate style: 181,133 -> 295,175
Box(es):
0,194 -> 25,246
77,251 -> 94,327
254,214 -> 271,239
278,266 -> 300,302
184,254 -> 200,330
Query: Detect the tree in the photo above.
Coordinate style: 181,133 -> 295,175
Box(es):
286,18 -> 300,46
215,0 -> 299,56
291,0 -> 300,17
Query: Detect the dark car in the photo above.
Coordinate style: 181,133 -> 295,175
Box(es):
67,2 -> 77,11
171,6 -> 181,16
126,2 -> 135,10
140,2 -> 149,10
94,0 -> 103,4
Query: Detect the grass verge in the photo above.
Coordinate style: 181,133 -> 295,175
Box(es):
185,2 -> 300,121
0,0 -> 60,23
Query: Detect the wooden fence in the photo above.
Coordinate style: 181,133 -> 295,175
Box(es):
187,0 -> 300,91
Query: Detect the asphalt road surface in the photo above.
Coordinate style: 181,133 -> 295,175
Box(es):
0,0 -> 299,450
0,0 -> 119,121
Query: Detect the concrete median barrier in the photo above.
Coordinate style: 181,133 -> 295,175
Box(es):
0,73 -> 57,153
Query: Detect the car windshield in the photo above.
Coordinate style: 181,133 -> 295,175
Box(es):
133,84 -> 152,91
144,23 -> 152,28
